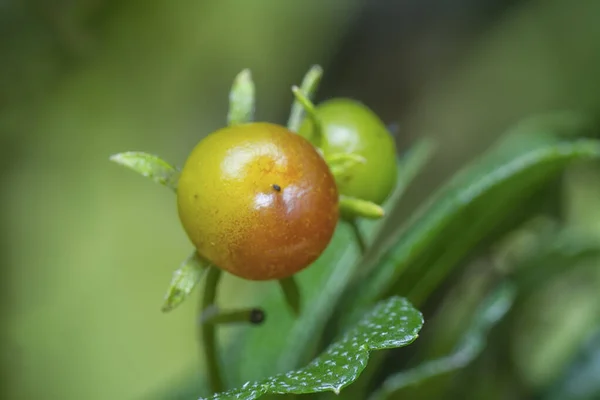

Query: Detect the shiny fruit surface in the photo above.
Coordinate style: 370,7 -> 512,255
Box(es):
177,122 -> 339,281
298,98 -> 397,205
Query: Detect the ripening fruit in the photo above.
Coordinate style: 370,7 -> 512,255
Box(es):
177,122 -> 339,281
298,98 -> 398,205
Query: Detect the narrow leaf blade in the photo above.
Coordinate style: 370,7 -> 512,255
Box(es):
162,251 -> 210,312
227,69 -> 255,126
344,115 -> 600,326
544,328 -> 600,400
110,151 -> 179,191
370,282 -> 516,400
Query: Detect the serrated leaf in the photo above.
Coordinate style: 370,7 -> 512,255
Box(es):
227,69 -> 255,126
370,282 -> 516,400
343,113 -> 600,326
110,151 -> 179,191
203,296 -> 423,400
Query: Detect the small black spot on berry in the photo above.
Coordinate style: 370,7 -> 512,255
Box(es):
272,184 -> 281,192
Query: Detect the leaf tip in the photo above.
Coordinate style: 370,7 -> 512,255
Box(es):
233,68 -> 253,87
310,64 -> 323,74
108,152 -> 127,164
161,289 -> 182,313
240,68 -> 252,78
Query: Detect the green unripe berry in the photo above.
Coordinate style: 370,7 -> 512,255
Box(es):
298,98 -> 398,205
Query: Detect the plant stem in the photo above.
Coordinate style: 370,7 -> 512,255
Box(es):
291,86 -> 323,146
339,195 -> 384,220
200,267 -> 224,394
201,307 -> 265,325
287,65 -> 322,132
278,276 -> 301,316
349,219 -> 368,255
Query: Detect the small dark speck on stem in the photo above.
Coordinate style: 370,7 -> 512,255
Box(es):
272,184 -> 281,192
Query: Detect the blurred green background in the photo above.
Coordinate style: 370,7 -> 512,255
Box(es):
1,0 -> 600,399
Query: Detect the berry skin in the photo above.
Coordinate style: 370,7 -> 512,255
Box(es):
298,98 -> 398,205
177,122 -> 339,281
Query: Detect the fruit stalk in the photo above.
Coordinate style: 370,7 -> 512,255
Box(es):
279,276 -> 301,316
200,267 -> 224,393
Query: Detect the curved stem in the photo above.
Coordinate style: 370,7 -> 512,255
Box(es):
349,219 -> 368,255
200,267 -> 224,394
291,86 -> 323,147
278,276 -> 301,316
339,195 -> 384,220
287,65 -> 323,132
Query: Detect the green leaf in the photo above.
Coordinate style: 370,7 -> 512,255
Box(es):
227,69 -> 255,126
511,227 -> 600,295
204,296 -> 423,400
109,151 -> 179,191
543,328 -> 600,400
161,252 -> 210,312
287,64 -> 323,133
369,282 -> 516,400
344,114 -> 600,325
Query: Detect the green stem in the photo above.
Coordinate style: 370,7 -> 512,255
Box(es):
291,85 -> 322,146
339,195 -> 385,220
348,219 -> 368,255
278,276 -> 301,316
287,65 -> 323,132
200,267 -> 224,394
202,307 -> 265,325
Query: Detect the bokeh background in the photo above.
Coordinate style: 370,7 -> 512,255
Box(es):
2,0 -> 600,399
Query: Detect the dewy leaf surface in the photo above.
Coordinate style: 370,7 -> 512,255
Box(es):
109,151 -> 179,191
370,282 -> 516,400
203,297 -> 423,400
343,114 -> 600,326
